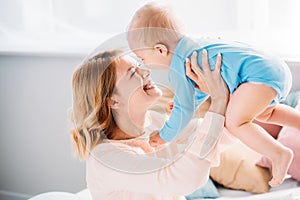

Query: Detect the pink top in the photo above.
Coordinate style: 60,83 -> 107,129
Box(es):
86,111 -> 235,200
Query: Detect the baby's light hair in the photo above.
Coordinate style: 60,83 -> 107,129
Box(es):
128,2 -> 184,49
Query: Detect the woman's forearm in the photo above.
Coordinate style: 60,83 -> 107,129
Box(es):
209,95 -> 229,116
187,111 -> 225,156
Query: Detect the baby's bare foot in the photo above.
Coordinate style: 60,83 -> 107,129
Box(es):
269,147 -> 293,187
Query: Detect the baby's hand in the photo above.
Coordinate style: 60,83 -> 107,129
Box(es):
166,100 -> 174,113
149,130 -> 166,147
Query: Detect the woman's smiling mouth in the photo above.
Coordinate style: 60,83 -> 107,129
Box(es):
143,81 -> 156,91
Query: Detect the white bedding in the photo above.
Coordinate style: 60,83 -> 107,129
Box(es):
212,177 -> 300,200
29,178 -> 300,200
76,178 -> 300,200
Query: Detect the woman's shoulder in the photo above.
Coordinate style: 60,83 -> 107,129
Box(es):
86,140 -> 143,175
90,140 -> 139,158
89,135 -> 155,160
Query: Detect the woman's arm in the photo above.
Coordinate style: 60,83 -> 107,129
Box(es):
185,50 -> 230,159
88,140 -> 211,196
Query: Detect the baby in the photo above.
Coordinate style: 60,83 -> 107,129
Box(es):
127,3 -> 299,187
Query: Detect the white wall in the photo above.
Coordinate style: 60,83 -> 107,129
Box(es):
0,54 -> 86,198
289,61 -> 300,92
0,53 -> 299,198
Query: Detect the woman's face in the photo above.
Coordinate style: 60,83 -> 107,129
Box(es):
113,55 -> 162,113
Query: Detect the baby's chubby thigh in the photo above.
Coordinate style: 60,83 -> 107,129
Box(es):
224,82 -> 277,134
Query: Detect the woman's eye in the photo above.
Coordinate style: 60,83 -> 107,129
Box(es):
130,71 -> 135,78
130,69 -> 136,79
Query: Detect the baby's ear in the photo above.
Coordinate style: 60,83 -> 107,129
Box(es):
154,44 -> 168,56
107,96 -> 120,109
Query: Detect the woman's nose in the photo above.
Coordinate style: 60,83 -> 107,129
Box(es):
137,68 -> 150,79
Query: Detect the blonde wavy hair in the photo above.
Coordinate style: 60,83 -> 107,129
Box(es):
70,50 -> 122,160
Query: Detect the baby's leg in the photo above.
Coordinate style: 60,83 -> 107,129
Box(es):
257,103 -> 300,131
225,83 -> 293,187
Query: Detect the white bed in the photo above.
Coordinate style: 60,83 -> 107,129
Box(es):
215,177 -> 300,200
29,177 -> 300,200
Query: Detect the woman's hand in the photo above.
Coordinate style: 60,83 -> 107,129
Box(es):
185,50 -> 229,115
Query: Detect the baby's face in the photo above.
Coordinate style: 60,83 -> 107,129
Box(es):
133,48 -> 166,69
132,47 -> 172,70
128,35 -> 172,70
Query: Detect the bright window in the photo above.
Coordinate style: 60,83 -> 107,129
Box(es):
0,0 -> 299,60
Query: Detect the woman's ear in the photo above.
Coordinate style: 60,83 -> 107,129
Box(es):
154,44 -> 168,57
107,97 -> 120,109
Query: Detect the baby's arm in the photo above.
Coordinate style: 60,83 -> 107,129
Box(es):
149,52 -> 213,147
149,75 -> 203,147
151,59 -> 205,146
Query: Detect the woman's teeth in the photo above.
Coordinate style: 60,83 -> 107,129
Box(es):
143,82 -> 155,90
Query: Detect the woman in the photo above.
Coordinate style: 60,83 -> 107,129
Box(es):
70,49 -> 232,199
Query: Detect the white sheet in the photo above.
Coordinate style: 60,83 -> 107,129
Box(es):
29,178 -> 299,200
215,188 -> 300,200
196,177 -> 300,200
